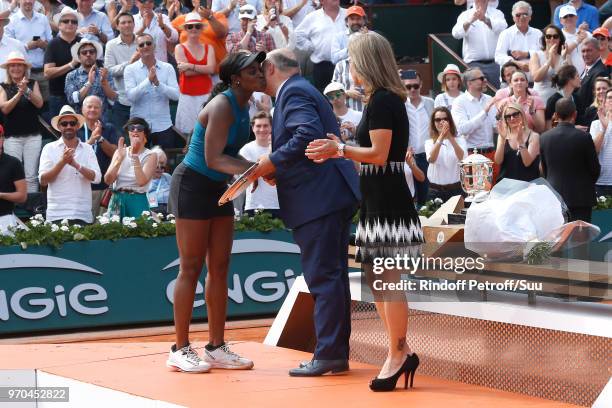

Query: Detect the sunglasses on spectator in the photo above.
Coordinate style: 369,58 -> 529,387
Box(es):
504,111 -> 521,120
468,76 -> 486,82
433,117 -> 448,123
405,84 -> 420,90
326,91 -> 344,100
545,34 -> 560,40
138,41 -> 153,48
60,19 -> 78,25
128,124 -> 146,132
185,24 -> 203,30
80,49 -> 96,56
59,120 -> 78,127
595,35 -> 609,41
514,13 -> 529,18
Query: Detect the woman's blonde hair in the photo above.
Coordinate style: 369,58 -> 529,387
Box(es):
5,63 -> 28,86
348,31 -> 407,102
502,102 -> 529,135
591,77 -> 611,108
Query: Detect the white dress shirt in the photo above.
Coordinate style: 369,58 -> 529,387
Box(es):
104,35 -> 138,106
38,138 -> 102,223
451,92 -> 497,149
5,10 -> 52,69
494,25 -> 542,67
331,28 -> 352,64
124,59 -> 180,133
405,96 -> 434,154
133,12 -> 178,62
425,136 -> 468,185
295,8 -> 347,64
451,7 -> 507,63
212,0 -> 264,33
282,0 -> 314,28
0,35 -> 27,83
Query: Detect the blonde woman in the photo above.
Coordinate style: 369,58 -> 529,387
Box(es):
582,77 -> 611,130
497,70 -> 545,133
0,51 -> 44,193
306,31 -> 422,392
494,102 -> 540,182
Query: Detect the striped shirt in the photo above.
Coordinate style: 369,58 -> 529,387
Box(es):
332,58 -> 364,112
589,120 -> 612,185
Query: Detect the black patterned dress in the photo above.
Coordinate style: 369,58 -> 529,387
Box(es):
355,89 -> 424,264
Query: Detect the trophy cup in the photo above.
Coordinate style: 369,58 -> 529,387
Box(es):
459,149 -> 494,205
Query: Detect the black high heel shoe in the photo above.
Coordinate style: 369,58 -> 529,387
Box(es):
369,353 -> 419,392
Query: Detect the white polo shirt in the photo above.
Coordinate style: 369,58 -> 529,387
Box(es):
38,138 -> 101,223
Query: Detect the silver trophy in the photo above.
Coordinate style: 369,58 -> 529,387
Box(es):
459,149 -> 494,203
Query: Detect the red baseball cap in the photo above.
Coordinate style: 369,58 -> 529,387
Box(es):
593,27 -> 610,39
346,6 -> 365,17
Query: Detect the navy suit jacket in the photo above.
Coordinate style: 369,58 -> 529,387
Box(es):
269,75 -> 360,229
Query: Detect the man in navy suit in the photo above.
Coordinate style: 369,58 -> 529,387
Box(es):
251,48 -> 361,376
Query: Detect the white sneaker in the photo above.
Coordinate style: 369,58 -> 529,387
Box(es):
204,343 -> 254,370
166,344 -> 211,373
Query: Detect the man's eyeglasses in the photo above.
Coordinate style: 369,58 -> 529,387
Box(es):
80,49 -> 96,56
60,19 -> 78,25
326,91 -> 344,101
514,12 -> 529,18
545,34 -> 560,40
59,120 -> 78,127
128,124 -> 146,132
405,84 -> 420,90
468,76 -> 486,82
504,111 -> 522,121
433,117 -> 448,123
595,35 -> 609,41
138,41 -> 153,48
185,24 -> 203,30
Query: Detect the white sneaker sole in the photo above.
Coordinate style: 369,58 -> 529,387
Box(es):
206,360 -> 254,370
166,360 -> 211,373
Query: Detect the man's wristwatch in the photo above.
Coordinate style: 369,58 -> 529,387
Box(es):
337,142 -> 346,157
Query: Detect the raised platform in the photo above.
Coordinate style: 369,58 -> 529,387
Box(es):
0,341 -> 580,408
265,274 -> 612,407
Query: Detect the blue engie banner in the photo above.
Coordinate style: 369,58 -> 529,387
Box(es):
0,231 -> 301,336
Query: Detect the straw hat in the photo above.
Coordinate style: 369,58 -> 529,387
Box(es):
70,39 -> 103,61
437,64 -> 462,84
51,105 -> 85,132
0,51 -> 32,70
179,12 -> 204,30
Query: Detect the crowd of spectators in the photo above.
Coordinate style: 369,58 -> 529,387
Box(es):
0,0 -> 610,231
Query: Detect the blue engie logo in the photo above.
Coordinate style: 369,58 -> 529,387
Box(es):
0,255 -> 109,321
164,239 -> 301,307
